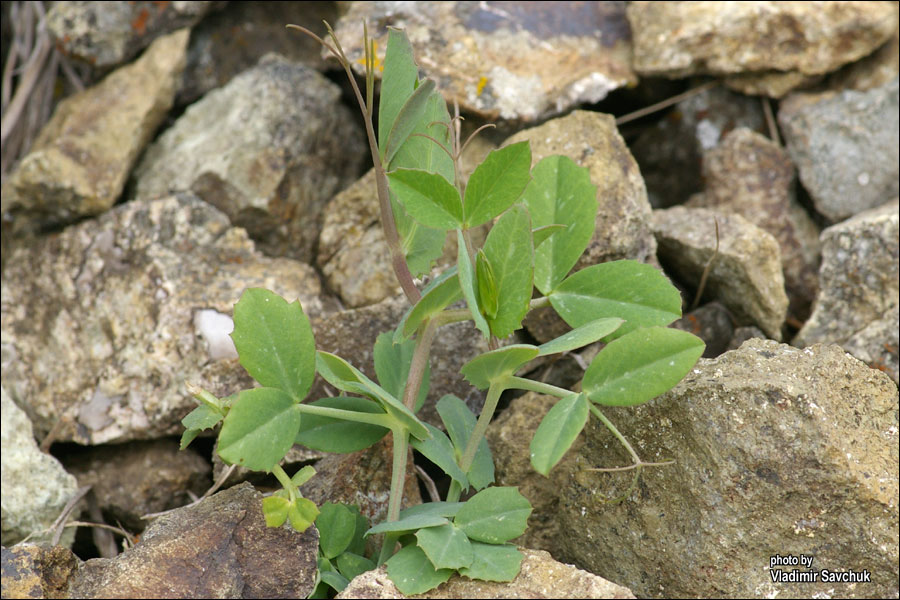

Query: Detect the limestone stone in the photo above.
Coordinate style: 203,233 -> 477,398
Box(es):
134,53 -> 365,263
652,207 -> 788,340
333,1 -> 636,121
1,29 -> 189,228
779,78 -> 899,223
0,194 -> 324,445
558,339 -> 899,598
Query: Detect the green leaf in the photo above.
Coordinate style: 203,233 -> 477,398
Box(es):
336,552 -> 376,582
457,229 -> 491,340
385,544 -> 454,596
231,288 -> 316,400
374,332 -> 430,413
262,496 -> 290,528
378,29 -> 418,152
532,224 -> 566,249
436,395 -> 494,490
392,191 -> 446,278
416,523 -> 474,570
411,423 -> 469,490
291,465 -> 316,487
537,317 -> 623,356
549,260 -> 682,339
288,497 -> 320,533
383,79 -> 437,165
366,514 -> 449,536
583,327 -> 705,406
459,542 -> 523,582
389,169 -> 462,230
318,569 -> 350,594
180,429 -> 201,450
482,204 -> 533,338
217,388 -> 301,471
317,502 -> 357,559
453,487 -> 532,544
460,345 -> 539,390
295,397 -> 389,453
399,501 -> 465,521
475,249 -> 499,320
181,403 -> 223,431
347,506 -> 370,556
315,351 -> 429,441
464,142 -> 532,227
529,393 -> 589,476
524,155 -> 598,294
397,268 -> 462,341
390,91 -> 455,181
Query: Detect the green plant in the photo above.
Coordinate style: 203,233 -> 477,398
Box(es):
180,24 -> 705,596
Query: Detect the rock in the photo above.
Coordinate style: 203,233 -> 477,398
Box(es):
728,325 -> 767,351
794,200 -> 899,383
687,128 -> 821,315
778,77 -> 899,223
45,0 -> 216,69
827,13 -> 900,93
64,440 -> 211,531
1,29 -> 189,229
67,482 -> 318,598
1,388 -> 79,548
0,194 -> 324,445
309,295 -> 490,425
134,53 -> 365,263
558,339 -> 899,599
628,1 -> 896,78
724,70 -> 822,98
300,437 -> 421,529
671,302 -> 735,358
652,207 -> 789,340
0,544 -> 80,599
627,85 -> 766,209
333,1 -> 636,122
337,548 -> 635,599
487,392 -> 582,555
177,1 -> 336,105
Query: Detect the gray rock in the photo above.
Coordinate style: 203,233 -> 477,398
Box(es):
794,199 -> 899,382
67,482 -> 318,598
0,544 -> 80,599
558,339 -> 899,599
629,86 -> 766,209
628,1 -> 896,78
671,302 -> 735,358
333,1 -> 636,122
652,206 -> 789,340
841,306 -> 900,386
1,29 -> 189,228
46,0 -> 217,69
0,194 -> 324,445
687,128 -> 821,315
177,1 -> 336,105
779,77 -> 899,222
1,387 -> 79,547
134,53 -> 365,263
337,548 -> 635,599
64,439 -> 211,531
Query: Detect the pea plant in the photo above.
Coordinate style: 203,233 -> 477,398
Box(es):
180,24 -> 705,596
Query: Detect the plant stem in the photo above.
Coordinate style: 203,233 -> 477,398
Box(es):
271,464 -> 297,503
294,403 -> 393,429
505,376 -> 573,398
457,383 -> 503,481
401,318 -> 438,411
529,295 -> 551,311
380,426 -> 410,561
588,404 -> 641,466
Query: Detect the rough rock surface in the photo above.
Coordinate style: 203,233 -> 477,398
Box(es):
333,2 -> 635,122
652,206 -> 789,340
0,194 -> 324,445
827,14 -> 900,93
0,544 -> 80,599
1,29 -> 189,228
134,53 -> 365,262
336,548 -> 635,599
687,128 -> 821,314
46,0 -> 216,68
1,388 -> 79,548
67,482 -> 318,598
558,339 -> 899,599
628,1 -> 896,78
64,439 -> 211,531
671,302 -> 735,358
177,1 -> 336,105
779,77 -> 899,223
628,85 -> 767,209
724,70 -> 822,98
794,200 -> 899,383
